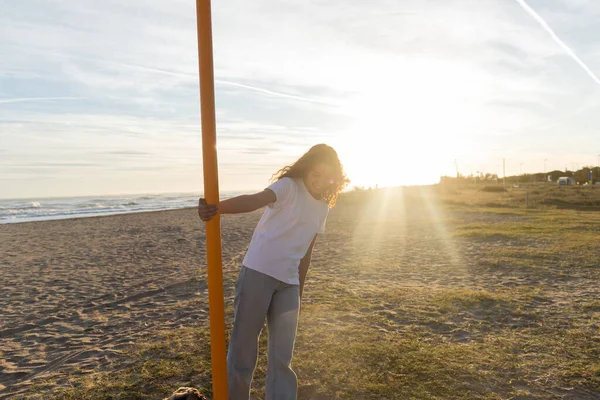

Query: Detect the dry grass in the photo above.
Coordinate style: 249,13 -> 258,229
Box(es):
21,185 -> 600,399
440,182 -> 600,210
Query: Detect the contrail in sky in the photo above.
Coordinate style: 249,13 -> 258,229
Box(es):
45,54 -> 334,107
215,79 -> 334,106
514,0 -> 600,85
96,59 -> 332,106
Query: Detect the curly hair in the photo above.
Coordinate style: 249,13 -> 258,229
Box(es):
271,144 -> 350,207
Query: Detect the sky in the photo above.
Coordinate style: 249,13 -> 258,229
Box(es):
1,0 -> 600,199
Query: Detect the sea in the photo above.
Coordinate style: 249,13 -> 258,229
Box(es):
0,192 -> 242,224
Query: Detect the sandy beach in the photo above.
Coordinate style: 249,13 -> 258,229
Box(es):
0,206 -> 260,398
1,187 -> 599,399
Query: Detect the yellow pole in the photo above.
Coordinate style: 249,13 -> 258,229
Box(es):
196,1 -> 228,398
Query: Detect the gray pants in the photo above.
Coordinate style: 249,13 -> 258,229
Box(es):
227,266 -> 300,400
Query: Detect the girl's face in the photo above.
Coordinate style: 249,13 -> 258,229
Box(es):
304,162 -> 335,199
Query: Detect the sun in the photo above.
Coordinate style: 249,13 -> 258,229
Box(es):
337,139 -> 444,189
327,56 -> 485,189
332,101 -> 458,189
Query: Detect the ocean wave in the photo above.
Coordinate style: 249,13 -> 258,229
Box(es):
77,202 -> 110,209
6,202 -> 43,210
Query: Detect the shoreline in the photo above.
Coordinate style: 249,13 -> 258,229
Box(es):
0,206 -> 199,226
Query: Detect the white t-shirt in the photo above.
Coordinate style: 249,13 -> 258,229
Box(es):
242,177 -> 329,284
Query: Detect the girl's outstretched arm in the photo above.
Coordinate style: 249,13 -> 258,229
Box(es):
198,189 -> 276,221
218,189 -> 276,214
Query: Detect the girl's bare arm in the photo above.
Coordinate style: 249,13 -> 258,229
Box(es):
198,189 -> 276,221
299,234 -> 318,299
219,189 -> 276,214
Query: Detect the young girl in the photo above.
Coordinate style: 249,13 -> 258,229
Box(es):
198,143 -> 349,400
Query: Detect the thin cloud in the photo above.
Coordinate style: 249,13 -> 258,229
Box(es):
0,97 -> 82,104
241,147 -> 280,155
104,150 -> 150,155
515,0 -> 600,86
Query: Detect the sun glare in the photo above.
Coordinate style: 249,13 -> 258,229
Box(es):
333,106 -> 458,189
330,56 -> 486,189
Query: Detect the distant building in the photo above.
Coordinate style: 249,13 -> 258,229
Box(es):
558,177 -> 575,186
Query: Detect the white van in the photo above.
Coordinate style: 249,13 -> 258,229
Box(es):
557,177 -> 575,186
